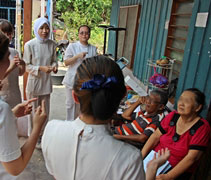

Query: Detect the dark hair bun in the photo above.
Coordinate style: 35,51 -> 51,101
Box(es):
91,88 -> 119,120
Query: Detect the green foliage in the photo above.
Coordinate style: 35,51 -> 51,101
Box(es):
55,0 -> 112,53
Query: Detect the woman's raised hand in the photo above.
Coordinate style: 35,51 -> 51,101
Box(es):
12,98 -> 37,117
146,148 -> 171,180
33,100 -> 47,130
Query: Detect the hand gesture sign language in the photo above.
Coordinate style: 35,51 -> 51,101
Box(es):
12,98 -> 38,117
146,148 -> 171,180
147,148 -> 170,170
33,100 -> 47,130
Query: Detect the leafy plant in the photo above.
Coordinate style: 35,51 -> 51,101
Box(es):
55,0 -> 112,53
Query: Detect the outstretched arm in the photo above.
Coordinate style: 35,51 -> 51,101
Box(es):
113,134 -> 148,144
146,148 -> 170,180
2,100 -> 47,176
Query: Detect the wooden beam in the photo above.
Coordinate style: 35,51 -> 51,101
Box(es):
172,13 -> 192,16
168,36 -> 187,41
169,25 -> 189,30
23,0 -> 32,100
167,46 -> 184,53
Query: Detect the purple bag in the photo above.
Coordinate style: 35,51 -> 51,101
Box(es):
149,67 -> 168,88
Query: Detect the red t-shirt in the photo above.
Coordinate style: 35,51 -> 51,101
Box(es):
154,111 -> 210,172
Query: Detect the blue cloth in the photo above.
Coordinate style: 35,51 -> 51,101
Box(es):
80,74 -> 117,91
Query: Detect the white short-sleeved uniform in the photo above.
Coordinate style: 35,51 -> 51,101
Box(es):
0,100 -> 32,179
0,48 -> 22,108
62,41 -> 97,120
62,41 -> 97,88
0,99 -> 21,162
42,117 -> 145,180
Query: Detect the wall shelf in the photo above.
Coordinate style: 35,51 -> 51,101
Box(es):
144,59 -> 175,91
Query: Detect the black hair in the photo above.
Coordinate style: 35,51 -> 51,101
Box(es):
184,88 -> 205,114
0,31 -> 9,60
0,19 -> 13,34
78,25 -> 91,34
151,89 -> 168,106
73,55 -> 126,120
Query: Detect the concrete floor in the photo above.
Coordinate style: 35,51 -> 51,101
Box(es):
21,83 -> 66,180
2,70 -> 67,180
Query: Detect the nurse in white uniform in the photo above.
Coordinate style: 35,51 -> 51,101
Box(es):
23,17 -> 58,142
63,25 -> 97,121
0,31 -> 46,177
0,19 -> 25,108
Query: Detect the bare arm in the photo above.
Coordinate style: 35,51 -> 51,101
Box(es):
64,52 -> 87,66
122,96 -> 147,120
18,59 -> 26,76
5,54 -> 26,76
3,55 -> 22,78
113,134 -> 148,143
122,100 -> 140,120
2,100 -> 47,176
156,150 -> 203,180
142,128 -> 162,159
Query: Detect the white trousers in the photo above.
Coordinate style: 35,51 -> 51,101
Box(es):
26,92 -> 50,136
65,86 -> 80,121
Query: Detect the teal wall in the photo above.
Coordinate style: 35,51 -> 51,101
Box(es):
176,0 -> 211,117
108,0 -> 172,81
108,0 -> 211,118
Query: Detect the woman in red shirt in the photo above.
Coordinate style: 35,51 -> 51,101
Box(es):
142,88 -> 210,180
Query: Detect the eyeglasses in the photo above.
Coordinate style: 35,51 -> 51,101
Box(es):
79,31 -> 90,35
146,96 -> 160,105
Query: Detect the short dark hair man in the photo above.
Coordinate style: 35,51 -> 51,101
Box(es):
114,89 -> 168,145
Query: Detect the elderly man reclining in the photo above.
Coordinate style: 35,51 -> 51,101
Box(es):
114,89 -> 168,146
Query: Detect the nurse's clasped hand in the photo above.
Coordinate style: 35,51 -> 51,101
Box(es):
12,98 -> 37,117
39,66 -> 53,74
52,66 -> 58,73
